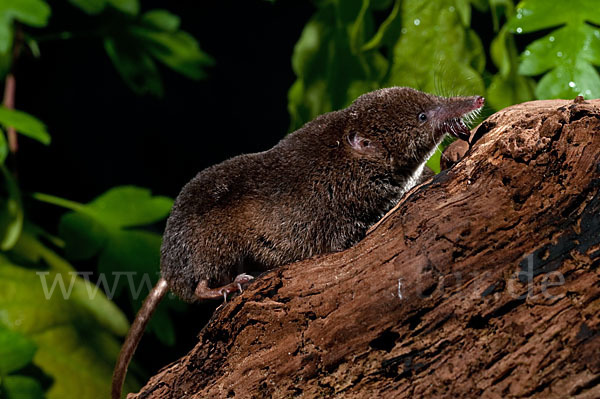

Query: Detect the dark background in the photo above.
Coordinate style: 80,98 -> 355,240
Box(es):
17,0 -> 315,202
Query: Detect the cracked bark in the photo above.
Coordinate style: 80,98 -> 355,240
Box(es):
131,99 -> 600,399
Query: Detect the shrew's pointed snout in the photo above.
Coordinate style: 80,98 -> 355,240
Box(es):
461,95 -> 485,113
473,96 -> 485,109
435,94 -> 485,141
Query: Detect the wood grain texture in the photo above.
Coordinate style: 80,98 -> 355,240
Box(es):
131,99 -> 600,399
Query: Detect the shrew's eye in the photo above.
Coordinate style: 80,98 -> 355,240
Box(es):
418,112 -> 427,122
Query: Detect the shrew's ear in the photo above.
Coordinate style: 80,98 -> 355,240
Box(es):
346,132 -> 380,155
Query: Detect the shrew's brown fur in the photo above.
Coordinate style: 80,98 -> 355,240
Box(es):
161,87 -> 483,301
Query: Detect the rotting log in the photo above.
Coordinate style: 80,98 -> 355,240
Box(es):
131,99 -> 600,399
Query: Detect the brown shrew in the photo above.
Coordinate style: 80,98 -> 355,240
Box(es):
112,87 -> 484,399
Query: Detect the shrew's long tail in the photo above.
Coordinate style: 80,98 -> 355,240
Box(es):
112,278 -> 169,399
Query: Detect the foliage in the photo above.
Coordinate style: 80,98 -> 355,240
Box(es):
0,107 -> 50,145
387,0 -> 485,96
35,187 -> 179,345
0,327 -> 44,399
0,225 -> 139,398
0,0 -> 51,53
487,2 -> 536,111
105,9 -> 215,96
506,0 -> 600,99
0,0 -> 210,397
68,0 -> 139,15
0,166 -> 22,250
289,0 -> 600,170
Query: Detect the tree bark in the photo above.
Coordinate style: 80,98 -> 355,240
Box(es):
131,99 -> 600,399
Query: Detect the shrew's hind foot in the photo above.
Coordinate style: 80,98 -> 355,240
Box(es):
194,273 -> 255,302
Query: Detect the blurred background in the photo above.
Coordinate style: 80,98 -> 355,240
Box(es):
1,0 -> 599,398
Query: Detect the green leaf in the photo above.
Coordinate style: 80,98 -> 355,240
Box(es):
132,29 -> 214,80
507,0 -> 600,99
455,0 -> 472,26
361,0 -> 401,51
9,227 -> 130,336
35,186 -> 173,229
26,38 -> 40,58
107,0 -> 139,15
426,147 -> 443,174
87,186 -> 173,228
105,9 -> 212,97
490,27 -> 511,76
488,22 -> 534,110
68,0 -> 104,14
487,72 -> 535,110
518,25 -> 600,76
58,212 -> 107,260
290,17 -> 326,84
349,0 -> 371,54
470,0 -> 489,12
10,226 -> 69,274
104,37 -> 164,97
69,0 -> 138,15
0,327 -> 45,398
0,0 -> 51,53
141,9 -> 180,32
3,375 -> 45,399
535,61 -> 600,100
466,29 -> 486,74
0,107 -> 50,145
0,128 -> 8,164
34,187 -> 178,345
425,135 -> 459,173
371,0 -> 393,9
0,47 -> 11,80
288,0 -> 387,130
0,257 -> 138,399
0,327 -> 37,375
96,228 -> 177,345
507,0 -> 600,34
0,166 -> 23,251
387,0 -> 485,96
